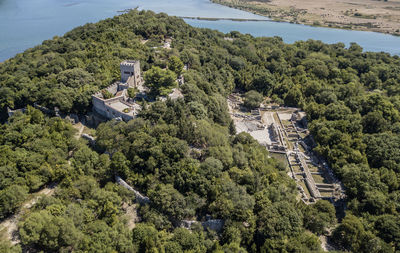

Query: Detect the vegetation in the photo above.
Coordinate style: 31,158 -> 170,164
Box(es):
0,106 -> 76,218
1,9 -> 400,252
127,87 -> 138,98
102,89 -> 114,99
168,55 -> 184,76
211,0 -> 400,36
144,66 -> 177,97
243,90 -> 263,109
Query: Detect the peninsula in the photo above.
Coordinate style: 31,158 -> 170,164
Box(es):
212,0 -> 400,35
1,9 -> 400,253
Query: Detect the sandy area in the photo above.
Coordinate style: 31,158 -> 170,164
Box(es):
213,0 -> 400,35
277,111 -> 292,121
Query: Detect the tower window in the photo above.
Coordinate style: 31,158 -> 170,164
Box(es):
124,71 -> 130,75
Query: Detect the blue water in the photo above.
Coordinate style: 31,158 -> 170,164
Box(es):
0,0 -> 399,61
185,19 -> 400,54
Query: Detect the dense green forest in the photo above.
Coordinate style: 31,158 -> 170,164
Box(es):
1,9 -> 400,252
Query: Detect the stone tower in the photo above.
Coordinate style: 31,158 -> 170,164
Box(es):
120,60 -> 141,87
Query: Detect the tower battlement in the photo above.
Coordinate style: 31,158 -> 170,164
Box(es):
120,60 -> 141,85
92,60 -> 143,122
120,60 -> 139,67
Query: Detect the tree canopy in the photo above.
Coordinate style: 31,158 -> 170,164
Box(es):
0,9 -> 400,253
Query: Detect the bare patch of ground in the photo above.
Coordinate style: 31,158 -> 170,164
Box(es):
121,202 -> 140,230
319,227 -> 339,251
73,122 -> 85,139
212,0 -> 400,35
0,185 -> 56,245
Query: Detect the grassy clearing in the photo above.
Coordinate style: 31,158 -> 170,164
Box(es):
292,165 -> 302,173
299,181 -> 311,199
320,191 -> 334,198
312,174 -> 326,184
307,165 -> 319,172
270,153 -> 289,169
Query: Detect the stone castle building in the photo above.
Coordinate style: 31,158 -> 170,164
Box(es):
92,60 -> 143,121
120,60 -> 141,86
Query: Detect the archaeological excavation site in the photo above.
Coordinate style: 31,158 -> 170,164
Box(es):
228,93 -> 345,204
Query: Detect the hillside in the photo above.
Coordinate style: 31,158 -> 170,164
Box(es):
0,9 -> 400,252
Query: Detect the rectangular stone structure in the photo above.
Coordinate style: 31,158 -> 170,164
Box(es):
120,60 -> 141,86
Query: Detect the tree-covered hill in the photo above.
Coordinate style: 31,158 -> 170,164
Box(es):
1,9 -> 400,252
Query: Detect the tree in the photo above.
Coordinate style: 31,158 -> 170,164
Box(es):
168,56 -> 184,76
284,87 -> 302,107
188,101 -> 207,120
172,228 -> 204,252
101,89 -> 113,99
56,68 -> 95,88
0,185 -> 28,218
0,239 -> 21,253
210,175 -> 255,221
257,201 -> 303,239
110,152 -> 130,178
364,133 -> 400,172
19,210 -> 81,251
362,111 -> 388,133
243,90 -> 263,110
148,184 -> 192,221
132,223 -> 160,253
375,215 -> 400,249
332,214 -> 364,251
144,66 -> 177,96
127,87 -> 137,98
303,200 -> 336,235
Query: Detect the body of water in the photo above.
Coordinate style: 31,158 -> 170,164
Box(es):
1,0 -> 399,61
185,19 -> 400,54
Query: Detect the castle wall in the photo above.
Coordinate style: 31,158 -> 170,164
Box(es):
118,83 -> 129,90
92,96 -> 108,118
92,60 -> 141,122
92,93 -> 134,121
92,82 -> 120,100
102,96 -> 123,104
127,75 -> 136,87
104,103 -> 134,121
106,83 -> 119,94
120,60 -> 141,86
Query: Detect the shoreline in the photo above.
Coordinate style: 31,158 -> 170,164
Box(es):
180,16 -> 400,39
210,0 -> 400,37
177,16 -> 268,22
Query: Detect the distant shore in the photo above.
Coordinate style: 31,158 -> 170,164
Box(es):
210,0 -> 400,36
177,16 -> 268,22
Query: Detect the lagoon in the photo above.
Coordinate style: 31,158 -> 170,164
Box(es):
0,0 -> 399,61
185,19 -> 400,55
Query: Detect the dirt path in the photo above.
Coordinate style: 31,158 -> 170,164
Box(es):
74,122 -> 85,139
1,122 -> 88,245
320,234 -> 338,251
0,184 -> 56,245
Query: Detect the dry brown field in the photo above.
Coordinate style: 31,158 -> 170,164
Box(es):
213,0 -> 400,35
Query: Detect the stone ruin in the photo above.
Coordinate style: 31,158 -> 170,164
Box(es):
92,60 -> 143,121
180,218 -> 225,232
115,175 -> 224,232
227,94 -> 345,205
115,176 -> 150,205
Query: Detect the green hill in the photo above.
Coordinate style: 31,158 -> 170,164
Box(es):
1,9 -> 400,252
